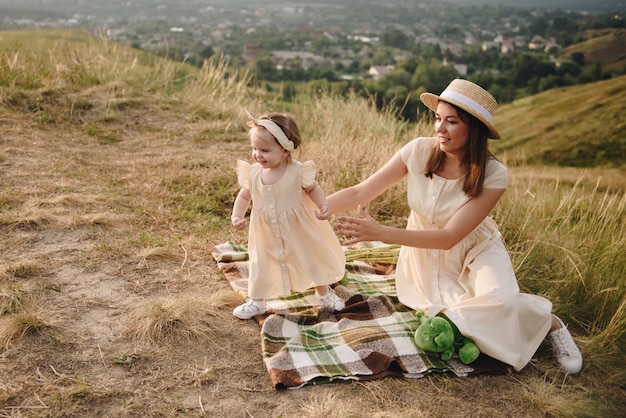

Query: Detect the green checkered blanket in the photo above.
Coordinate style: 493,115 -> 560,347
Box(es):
211,242 -> 507,389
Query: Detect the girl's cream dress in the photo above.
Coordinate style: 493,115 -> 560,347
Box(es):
237,159 -> 345,300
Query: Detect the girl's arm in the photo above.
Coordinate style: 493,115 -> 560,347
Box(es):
335,187 -> 505,249
305,183 -> 330,220
327,152 -> 408,215
231,187 -> 251,230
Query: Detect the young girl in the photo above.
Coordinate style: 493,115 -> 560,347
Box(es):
230,109 -> 346,320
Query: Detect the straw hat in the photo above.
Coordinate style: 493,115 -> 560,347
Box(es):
420,79 -> 501,139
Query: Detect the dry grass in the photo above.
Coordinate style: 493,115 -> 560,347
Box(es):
2,261 -> 39,279
125,298 -> 224,347
0,310 -> 57,349
0,210 -> 62,230
0,29 -> 624,418
0,282 -> 31,316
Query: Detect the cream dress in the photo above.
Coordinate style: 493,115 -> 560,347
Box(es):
396,137 -> 552,371
237,159 -> 345,300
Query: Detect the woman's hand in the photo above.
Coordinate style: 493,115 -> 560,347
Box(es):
335,205 -> 383,245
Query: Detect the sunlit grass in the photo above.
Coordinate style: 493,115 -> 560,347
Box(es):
494,171 -> 625,388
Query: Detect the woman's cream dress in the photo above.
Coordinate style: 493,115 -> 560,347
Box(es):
396,137 -> 552,371
237,159 -> 345,300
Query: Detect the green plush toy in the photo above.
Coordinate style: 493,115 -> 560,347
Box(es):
414,312 -> 480,365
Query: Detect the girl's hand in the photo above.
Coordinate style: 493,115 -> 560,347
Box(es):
315,204 -> 330,220
335,205 -> 381,245
231,216 -> 247,230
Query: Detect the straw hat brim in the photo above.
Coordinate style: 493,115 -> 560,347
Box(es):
420,92 -> 501,140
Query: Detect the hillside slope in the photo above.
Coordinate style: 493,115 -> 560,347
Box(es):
559,28 -> 626,71
492,74 -> 626,168
446,0 -> 624,12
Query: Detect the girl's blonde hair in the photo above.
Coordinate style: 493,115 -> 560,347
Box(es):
249,113 -> 302,146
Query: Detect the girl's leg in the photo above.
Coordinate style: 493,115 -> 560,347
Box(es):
315,285 -> 345,311
233,298 -> 266,320
314,285 -> 330,295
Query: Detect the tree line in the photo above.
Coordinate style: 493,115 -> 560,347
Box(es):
139,8 -> 625,122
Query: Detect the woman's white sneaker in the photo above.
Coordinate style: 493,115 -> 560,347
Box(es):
233,299 -> 266,320
547,316 -> 583,374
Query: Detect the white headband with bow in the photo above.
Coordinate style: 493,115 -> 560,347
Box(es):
244,108 -> 294,152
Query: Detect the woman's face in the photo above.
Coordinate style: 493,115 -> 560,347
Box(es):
434,101 -> 470,156
250,126 -> 289,169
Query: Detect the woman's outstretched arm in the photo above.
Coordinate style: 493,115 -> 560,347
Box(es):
335,187 -> 505,249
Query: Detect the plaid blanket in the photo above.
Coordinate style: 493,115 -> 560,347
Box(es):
211,242 -> 509,389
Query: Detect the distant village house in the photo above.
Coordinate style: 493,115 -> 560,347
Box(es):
368,65 -> 395,80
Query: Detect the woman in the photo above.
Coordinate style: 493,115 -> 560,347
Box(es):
328,79 -> 582,374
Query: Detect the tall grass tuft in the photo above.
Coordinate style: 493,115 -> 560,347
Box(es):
0,285 -> 29,315
1,30 -> 156,91
494,171 -> 626,383
175,55 -> 252,122
1,29 -> 252,125
125,298 -> 224,347
0,209 -> 61,230
0,311 -> 53,349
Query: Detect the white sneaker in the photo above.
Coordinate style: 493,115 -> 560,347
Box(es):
547,316 -> 583,374
316,288 -> 345,311
233,299 -> 266,320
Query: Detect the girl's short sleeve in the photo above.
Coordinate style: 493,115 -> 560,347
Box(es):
236,160 -> 251,189
484,159 -> 509,189
300,160 -> 317,189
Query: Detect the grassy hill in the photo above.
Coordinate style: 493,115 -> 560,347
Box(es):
560,28 -> 626,72
493,73 -> 626,168
1,29 -> 624,417
447,0 -> 624,13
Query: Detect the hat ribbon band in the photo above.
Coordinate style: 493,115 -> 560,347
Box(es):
440,90 -> 492,123
244,108 -> 294,152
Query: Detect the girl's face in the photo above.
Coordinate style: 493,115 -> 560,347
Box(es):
250,126 -> 289,169
434,101 -> 470,155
